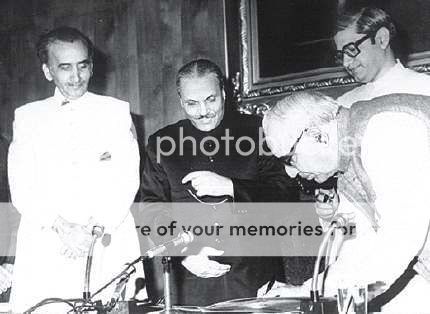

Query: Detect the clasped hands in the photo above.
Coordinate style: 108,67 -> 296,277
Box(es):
52,216 -> 99,259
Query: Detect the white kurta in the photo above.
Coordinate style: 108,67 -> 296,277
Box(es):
324,113 -> 430,312
283,113 -> 430,313
8,89 -> 141,313
338,61 -> 430,108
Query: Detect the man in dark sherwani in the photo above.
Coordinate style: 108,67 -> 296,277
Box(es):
139,59 -> 299,306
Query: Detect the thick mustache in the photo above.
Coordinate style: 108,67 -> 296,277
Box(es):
195,113 -> 216,119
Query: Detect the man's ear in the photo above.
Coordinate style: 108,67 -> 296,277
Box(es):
179,96 -> 185,109
308,127 -> 329,145
42,64 -> 53,81
374,26 -> 390,50
319,132 -> 329,145
88,61 -> 94,78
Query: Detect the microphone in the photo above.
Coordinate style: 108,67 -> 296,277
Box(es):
92,225 -> 105,238
145,231 -> 194,258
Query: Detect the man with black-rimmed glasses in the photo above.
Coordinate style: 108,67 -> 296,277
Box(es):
334,6 -> 430,107
261,91 -> 430,312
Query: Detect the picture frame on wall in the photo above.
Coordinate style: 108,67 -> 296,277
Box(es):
232,0 -> 430,102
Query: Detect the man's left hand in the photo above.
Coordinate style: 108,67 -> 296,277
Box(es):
182,171 -> 234,197
181,246 -> 231,278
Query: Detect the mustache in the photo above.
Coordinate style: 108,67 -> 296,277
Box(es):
192,112 -> 216,120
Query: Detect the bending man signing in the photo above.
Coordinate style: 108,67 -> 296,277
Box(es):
261,92 -> 430,313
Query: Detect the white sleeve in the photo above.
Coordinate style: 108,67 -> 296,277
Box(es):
8,108 -> 58,225
324,113 -> 430,296
354,113 -> 429,285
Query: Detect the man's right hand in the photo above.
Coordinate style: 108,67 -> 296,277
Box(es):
182,171 -> 234,197
181,246 -> 231,278
0,264 -> 13,293
52,216 -> 93,258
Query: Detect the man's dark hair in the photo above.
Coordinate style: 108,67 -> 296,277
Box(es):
336,6 -> 397,40
176,59 -> 225,96
36,26 -> 94,65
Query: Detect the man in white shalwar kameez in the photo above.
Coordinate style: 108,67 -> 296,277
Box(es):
8,26 -> 141,313
261,92 -> 430,313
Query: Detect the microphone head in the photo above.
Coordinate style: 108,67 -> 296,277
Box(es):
180,231 -> 194,245
92,225 -> 105,238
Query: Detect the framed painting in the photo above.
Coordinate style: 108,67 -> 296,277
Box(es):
231,0 -> 430,104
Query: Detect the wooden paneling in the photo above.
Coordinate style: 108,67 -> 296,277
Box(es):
136,0 -> 163,137
0,0 -> 226,142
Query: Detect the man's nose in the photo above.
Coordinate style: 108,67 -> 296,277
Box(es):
198,101 -> 207,115
70,66 -> 82,82
342,54 -> 354,68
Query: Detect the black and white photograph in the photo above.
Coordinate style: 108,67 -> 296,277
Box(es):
1,0 -> 430,313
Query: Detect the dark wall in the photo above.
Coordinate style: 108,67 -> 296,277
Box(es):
0,0 -> 361,143
224,0 -> 359,110
0,0 -> 226,142
0,2 -> 227,301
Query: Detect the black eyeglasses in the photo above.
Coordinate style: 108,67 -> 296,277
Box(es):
335,34 -> 373,65
279,129 -> 306,166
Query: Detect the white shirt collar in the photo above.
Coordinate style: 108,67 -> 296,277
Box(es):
53,87 -> 90,106
371,60 -> 405,85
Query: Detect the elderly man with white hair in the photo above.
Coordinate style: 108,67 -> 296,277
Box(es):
260,91 -> 430,313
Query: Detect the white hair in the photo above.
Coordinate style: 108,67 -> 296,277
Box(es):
263,91 -> 339,154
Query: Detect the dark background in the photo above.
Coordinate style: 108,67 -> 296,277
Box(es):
257,0 -> 338,78
255,0 -> 430,80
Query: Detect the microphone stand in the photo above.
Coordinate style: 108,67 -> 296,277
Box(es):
143,232 -> 193,313
103,264 -> 136,312
85,232 -> 193,313
310,221 -> 339,302
300,217 -> 345,314
83,225 -> 104,301
162,256 -> 173,312
25,225 -> 106,313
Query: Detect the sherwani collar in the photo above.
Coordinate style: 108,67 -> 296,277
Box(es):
53,87 -> 91,107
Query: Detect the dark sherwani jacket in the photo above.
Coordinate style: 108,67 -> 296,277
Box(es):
139,110 -> 299,306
